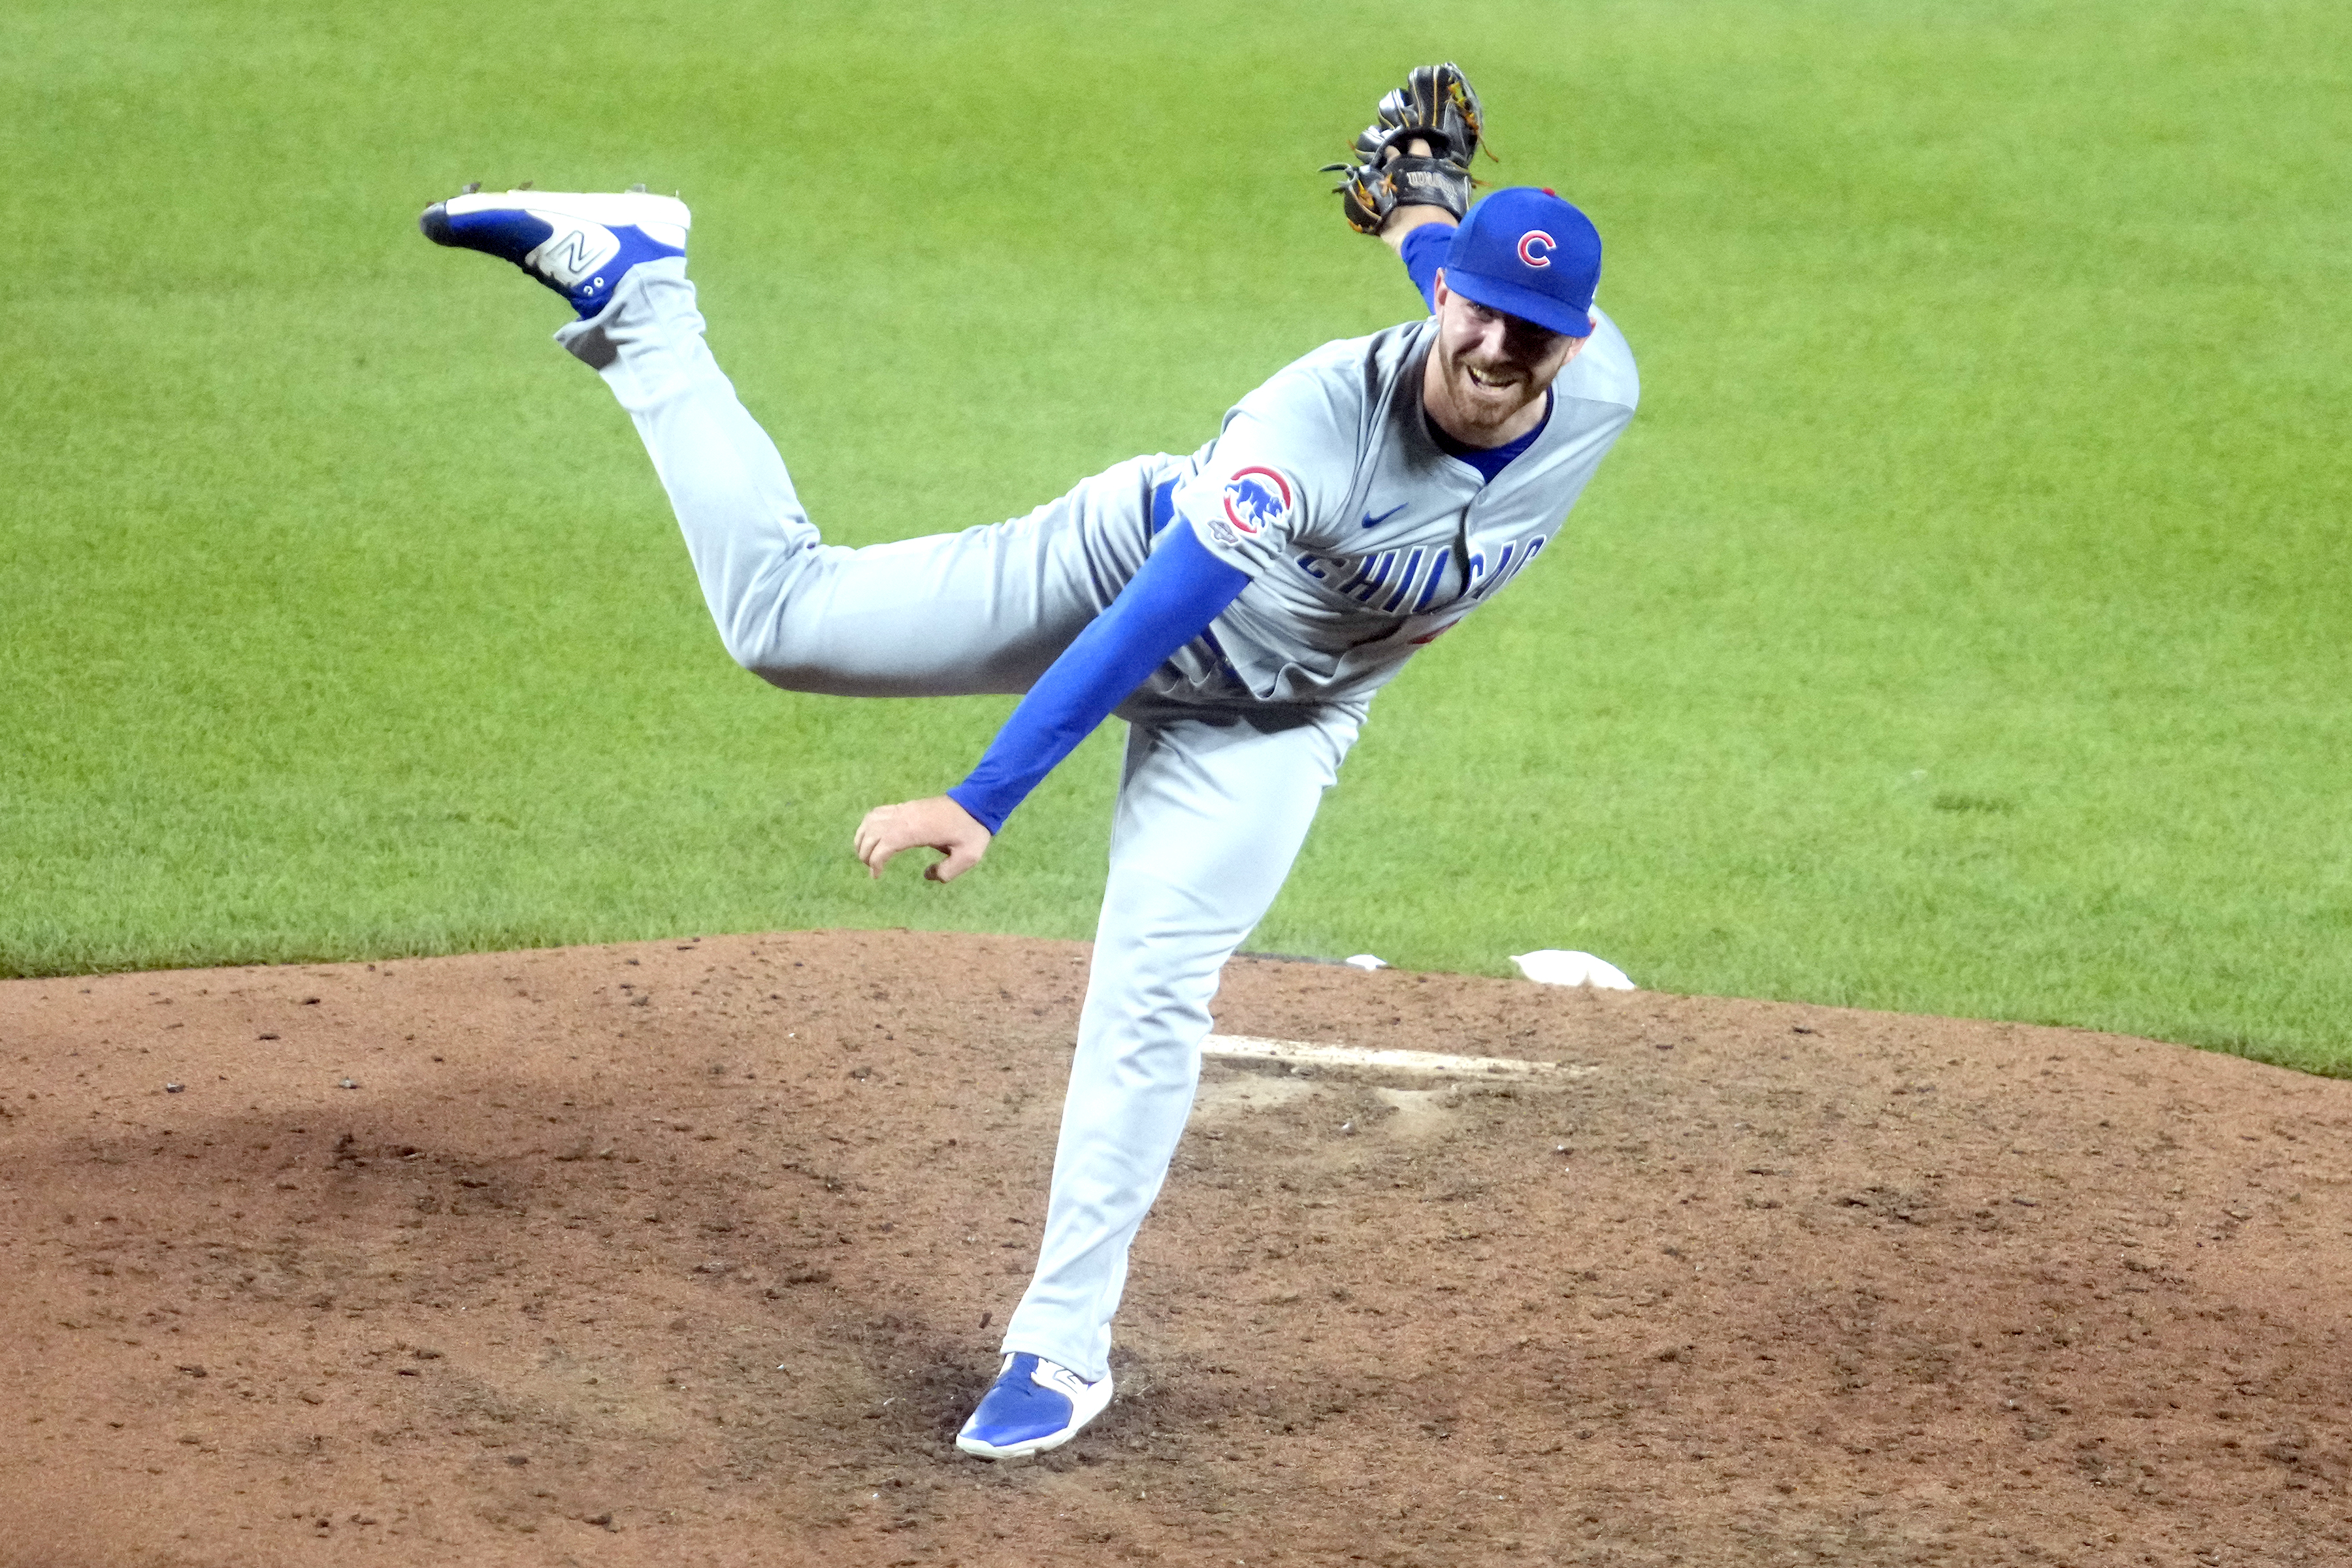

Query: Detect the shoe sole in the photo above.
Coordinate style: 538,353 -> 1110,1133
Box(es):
954,1426 -> 1083,1461
418,189 -> 691,252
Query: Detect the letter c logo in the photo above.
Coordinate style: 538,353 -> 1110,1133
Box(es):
1518,229 -> 1556,269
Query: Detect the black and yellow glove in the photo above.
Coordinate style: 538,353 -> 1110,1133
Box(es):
1322,63 -> 1489,235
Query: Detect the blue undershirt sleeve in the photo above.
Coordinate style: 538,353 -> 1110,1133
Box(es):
945,520 -> 1250,834
1401,223 -> 1452,312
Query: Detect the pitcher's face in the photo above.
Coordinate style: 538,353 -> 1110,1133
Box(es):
1426,272 -> 1586,440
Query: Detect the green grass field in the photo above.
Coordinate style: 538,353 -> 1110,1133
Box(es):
5,1 -> 2347,1071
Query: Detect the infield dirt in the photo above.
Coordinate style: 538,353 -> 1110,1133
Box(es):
3,931 -> 2346,1567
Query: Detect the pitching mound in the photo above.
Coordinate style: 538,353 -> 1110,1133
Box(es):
3,932 -> 2347,1567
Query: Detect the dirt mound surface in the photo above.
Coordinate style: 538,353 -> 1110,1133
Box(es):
3,930 -> 2347,1567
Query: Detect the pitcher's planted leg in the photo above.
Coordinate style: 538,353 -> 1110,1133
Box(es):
995,702 -> 1362,1382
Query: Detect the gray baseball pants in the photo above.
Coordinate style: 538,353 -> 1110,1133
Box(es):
558,259 -> 1360,1382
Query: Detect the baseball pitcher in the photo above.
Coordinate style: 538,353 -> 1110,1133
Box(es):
419,64 -> 1637,1459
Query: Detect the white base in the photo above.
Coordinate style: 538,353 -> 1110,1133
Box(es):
1201,1034 -> 1596,1081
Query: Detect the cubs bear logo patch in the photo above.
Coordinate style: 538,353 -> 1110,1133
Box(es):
1220,467 -> 1294,538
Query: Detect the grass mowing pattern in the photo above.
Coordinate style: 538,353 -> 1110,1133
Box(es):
4,1 -> 2347,1071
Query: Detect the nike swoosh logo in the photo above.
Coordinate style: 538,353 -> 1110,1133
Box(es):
1360,503 -> 1408,530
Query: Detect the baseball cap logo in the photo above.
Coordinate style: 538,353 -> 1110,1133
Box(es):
1516,229 -> 1556,269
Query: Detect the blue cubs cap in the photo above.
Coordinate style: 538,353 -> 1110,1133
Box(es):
1442,186 -> 1602,340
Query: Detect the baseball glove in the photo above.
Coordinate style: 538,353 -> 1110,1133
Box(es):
1323,62 -> 1490,235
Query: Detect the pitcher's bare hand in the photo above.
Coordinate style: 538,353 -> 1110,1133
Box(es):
854,796 -> 992,882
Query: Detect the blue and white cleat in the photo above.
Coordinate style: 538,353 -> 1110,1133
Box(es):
419,186 -> 689,318
955,1352 -> 1113,1460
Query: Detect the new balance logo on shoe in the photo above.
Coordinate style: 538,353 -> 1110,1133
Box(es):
1034,1360 -> 1094,1401
524,218 -> 621,287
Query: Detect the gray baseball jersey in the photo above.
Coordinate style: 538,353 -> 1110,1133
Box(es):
1143,310 -> 1639,706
